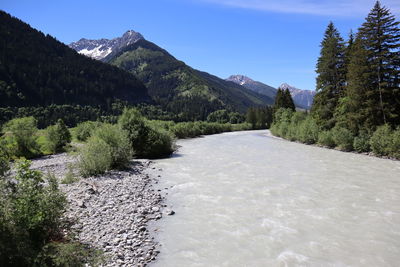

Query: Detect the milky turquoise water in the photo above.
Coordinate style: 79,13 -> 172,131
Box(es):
152,130 -> 400,267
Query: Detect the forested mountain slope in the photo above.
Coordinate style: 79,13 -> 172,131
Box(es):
0,11 -> 150,108
72,35 -> 273,120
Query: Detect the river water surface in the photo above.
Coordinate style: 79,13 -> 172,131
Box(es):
152,130 -> 400,266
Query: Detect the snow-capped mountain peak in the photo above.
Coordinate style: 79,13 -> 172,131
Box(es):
226,75 -> 255,86
69,30 -> 144,61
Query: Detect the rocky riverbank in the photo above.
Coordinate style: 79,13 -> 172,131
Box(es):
31,153 -> 171,266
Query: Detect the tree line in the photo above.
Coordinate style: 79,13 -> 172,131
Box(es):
270,1 -> 400,159
311,1 -> 399,133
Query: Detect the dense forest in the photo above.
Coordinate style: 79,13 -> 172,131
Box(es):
271,1 -> 400,159
0,11 -> 150,109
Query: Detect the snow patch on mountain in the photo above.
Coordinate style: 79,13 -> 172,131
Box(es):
79,46 -> 113,60
69,30 -> 144,61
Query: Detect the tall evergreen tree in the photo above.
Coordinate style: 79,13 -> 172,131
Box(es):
335,38 -> 373,133
273,89 -> 285,110
311,22 -> 346,129
347,1 -> 400,129
283,89 -> 296,111
273,88 -> 295,112
344,30 -> 355,78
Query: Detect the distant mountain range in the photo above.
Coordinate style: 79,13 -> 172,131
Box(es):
279,83 -> 316,110
226,75 -> 316,109
70,32 -> 274,120
0,8 -> 314,123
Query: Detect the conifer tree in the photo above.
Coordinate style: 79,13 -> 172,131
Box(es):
311,22 -> 346,129
284,89 -> 296,111
273,88 -> 295,112
273,89 -> 285,111
344,30 -> 354,78
335,38 -> 372,133
346,1 -> 400,129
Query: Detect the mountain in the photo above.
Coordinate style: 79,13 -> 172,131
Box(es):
279,83 -> 316,110
226,75 -> 277,99
69,30 -> 143,60
0,11 -> 150,108
70,34 -> 274,120
226,75 -> 316,109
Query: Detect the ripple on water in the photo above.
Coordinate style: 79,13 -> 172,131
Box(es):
153,130 -> 400,267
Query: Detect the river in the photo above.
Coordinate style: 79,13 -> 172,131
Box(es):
151,130 -> 400,266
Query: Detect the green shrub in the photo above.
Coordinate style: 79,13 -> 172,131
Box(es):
45,119 -> 72,153
170,121 -> 234,139
290,112 -> 307,125
286,112 -> 306,141
78,137 -> 112,177
331,127 -> 354,151
147,120 -> 176,132
206,110 -> 244,124
79,123 -> 133,177
0,160 -> 66,265
273,108 -> 293,124
61,164 -> 79,184
231,123 -> 252,131
278,121 -> 291,139
0,159 -> 100,265
269,123 -> 280,137
0,140 -> 9,177
228,112 -> 245,124
143,126 -> 175,159
207,110 -> 230,123
75,121 -> 102,142
370,124 -> 393,156
118,108 -> 149,155
119,108 -> 175,158
389,128 -> 400,159
318,130 -> 335,148
36,242 -> 104,266
297,117 -> 319,144
270,108 -> 296,139
93,124 -> 132,169
353,131 -> 371,153
3,117 -> 40,158
172,122 -> 202,138
196,122 -> 215,136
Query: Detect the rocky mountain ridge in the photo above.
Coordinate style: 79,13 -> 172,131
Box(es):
279,83 -> 316,109
69,30 -> 144,60
226,75 -> 277,99
70,32 -> 274,120
227,75 -> 316,109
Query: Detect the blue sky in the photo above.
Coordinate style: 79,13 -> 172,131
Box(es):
1,0 -> 399,90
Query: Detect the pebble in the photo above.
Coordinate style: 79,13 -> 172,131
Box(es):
31,153 -> 168,266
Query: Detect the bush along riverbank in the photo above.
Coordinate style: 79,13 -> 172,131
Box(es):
0,107 -> 254,265
270,108 -> 400,160
0,158 -> 103,266
1,107 -> 254,176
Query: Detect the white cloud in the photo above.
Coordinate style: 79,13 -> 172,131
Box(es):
198,0 -> 400,16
